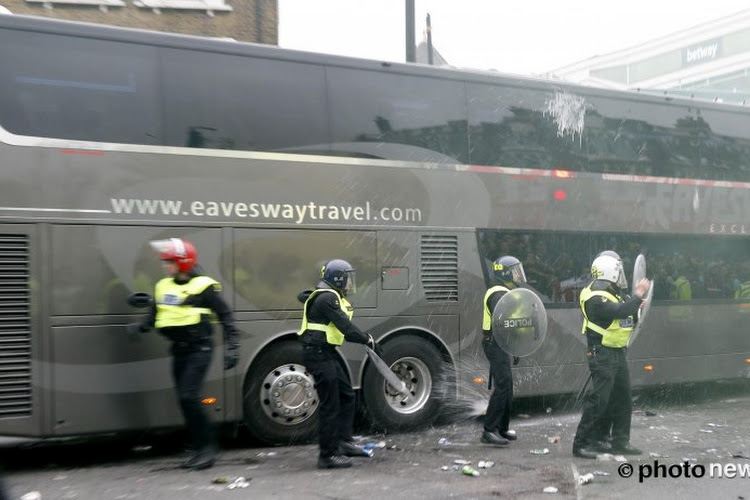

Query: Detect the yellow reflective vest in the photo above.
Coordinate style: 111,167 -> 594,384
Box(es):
154,276 -> 218,329
482,285 -> 510,331
298,289 -> 353,346
579,285 -> 635,348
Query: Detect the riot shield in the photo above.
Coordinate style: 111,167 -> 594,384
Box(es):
629,254 -> 653,347
632,254 -> 647,296
491,288 -> 548,357
364,346 -> 411,399
629,278 -> 654,347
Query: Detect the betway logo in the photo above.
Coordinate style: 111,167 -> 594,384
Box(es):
685,42 -> 718,64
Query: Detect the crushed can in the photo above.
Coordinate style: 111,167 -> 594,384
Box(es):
461,465 -> 479,477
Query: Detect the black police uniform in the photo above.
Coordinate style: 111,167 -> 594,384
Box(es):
482,289 -> 514,441
573,279 -> 643,456
297,285 -> 371,465
137,270 -> 239,469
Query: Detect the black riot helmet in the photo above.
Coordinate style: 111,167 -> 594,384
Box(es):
319,259 -> 357,295
493,255 -> 527,287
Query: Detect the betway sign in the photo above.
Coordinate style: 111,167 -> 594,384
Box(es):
683,39 -> 721,66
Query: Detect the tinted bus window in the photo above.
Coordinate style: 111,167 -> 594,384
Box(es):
582,96 -> 695,178
0,30 -> 161,144
327,68 -> 469,163
467,83 -> 588,171
162,49 -> 329,153
477,229 -> 750,304
691,108 -> 750,182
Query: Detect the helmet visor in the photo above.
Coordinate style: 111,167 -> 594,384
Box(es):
617,266 -> 628,290
344,270 -> 357,295
510,263 -> 527,285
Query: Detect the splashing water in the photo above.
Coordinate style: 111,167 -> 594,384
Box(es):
543,91 -> 587,145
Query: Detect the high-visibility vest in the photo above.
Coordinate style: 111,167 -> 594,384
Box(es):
670,276 -> 692,300
735,281 -> 750,299
482,285 -> 510,331
154,276 -> 218,329
579,285 -> 634,348
298,289 -> 353,346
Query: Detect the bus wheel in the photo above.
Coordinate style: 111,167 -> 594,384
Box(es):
361,336 -> 445,430
242,341 -> 318,445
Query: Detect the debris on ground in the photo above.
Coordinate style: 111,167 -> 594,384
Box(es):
477,460 -> 495,468
226,477 -> 250,489
530,448 -> 550,455
577,473 -> 594,485
731,452 -> 749,459
20,493 -> 41,500
699,429 -> 714,433
438,437 -> 451,445
591,471 -> 610,476
454,459 -> 471,465
613,455 -> 627,462
547,436 -> 561,444
596,454 -> 613,461
543,486 -> 558,493
461,465 -> 479,477
649,452 -> 669,458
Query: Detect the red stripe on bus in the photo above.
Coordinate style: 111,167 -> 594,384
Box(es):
60,149 -> 105,156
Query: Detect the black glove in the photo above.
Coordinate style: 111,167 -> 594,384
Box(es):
126,322 -> 148,340
224,346 -> 239,370
367,334 -> 384,358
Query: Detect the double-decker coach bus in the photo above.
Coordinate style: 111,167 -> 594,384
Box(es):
1,15 -> 749,445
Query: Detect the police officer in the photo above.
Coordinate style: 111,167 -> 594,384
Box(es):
298,259 -> 382,469
130,238 -> 239,470
480,255 -> 526,446
572,253 -> 650,459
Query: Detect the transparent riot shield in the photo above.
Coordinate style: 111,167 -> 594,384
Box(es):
629,253 -> 653,347
491,288 -> 548,357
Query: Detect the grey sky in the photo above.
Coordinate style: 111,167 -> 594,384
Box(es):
279,1 -> 750,75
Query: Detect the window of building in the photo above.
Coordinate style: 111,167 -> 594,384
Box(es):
133,0 -> 231,15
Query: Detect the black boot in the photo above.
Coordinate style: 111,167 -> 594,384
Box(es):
480,430 -> 509,446
339,441 -> 372,457
182,446 -> 217,470
317,454 -> 352,469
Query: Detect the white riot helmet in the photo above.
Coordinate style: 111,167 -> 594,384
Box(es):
591,254 -> 627,289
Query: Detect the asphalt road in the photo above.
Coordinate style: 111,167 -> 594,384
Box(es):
3,381 -> 750,500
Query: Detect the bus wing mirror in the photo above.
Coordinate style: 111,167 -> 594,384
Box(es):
127,292 -> 153,309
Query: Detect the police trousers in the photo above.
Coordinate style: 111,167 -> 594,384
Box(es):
303,345 -> 355,458
171,340 -> 215,451
482,337 -> 513,434
573,346 -> 632,449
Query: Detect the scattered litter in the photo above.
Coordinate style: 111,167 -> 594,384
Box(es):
213,476 -> 230,484
226,477 -> 250,489
517,413 -> 531,419
441,465 -> 459,471
461,465 -> 479,477
20,493 -> 41,500
644,410 -> 657,416
596,454 -> 612,462
386,445 -> 401,451
547,436 -> 561,444
707,423 -> 726,428
613,455 -> 627,462
543,486 -> 559,494
673,438 -> 691,444
592,471 -> 610,476
699,429 -> 714,434
530,448 -> 550,455
705,448 -> 718,454
649,452 -> 669,458
577,473 -> 594,485
682,457 -> 697,462
363,441 -> 386,452
438,437 -> 451,446
477,460 -> 495,469
732,452 -> 749,459
454,459 -> 471,465
649,426 -> 668,431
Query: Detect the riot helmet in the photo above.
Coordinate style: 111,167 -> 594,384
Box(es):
493,255 -> 527,287
149,238 -> 197,273
596,250 -> 621,262
320,259 -> 357,295
591,254 -> 627,289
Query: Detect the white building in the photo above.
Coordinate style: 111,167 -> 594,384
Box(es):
546,9 -> 750,104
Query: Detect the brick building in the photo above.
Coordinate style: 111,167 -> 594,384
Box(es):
0,0 -> 277,44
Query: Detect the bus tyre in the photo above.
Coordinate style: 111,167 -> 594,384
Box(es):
242,341 -> 318,445
362,336 -> 445,430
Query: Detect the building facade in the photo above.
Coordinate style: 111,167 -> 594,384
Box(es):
0,0 -> 277,44
546,9 -> 750,104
